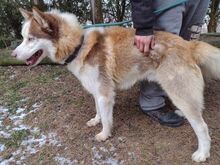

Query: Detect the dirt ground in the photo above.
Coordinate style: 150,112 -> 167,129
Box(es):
0,65 -> 219,165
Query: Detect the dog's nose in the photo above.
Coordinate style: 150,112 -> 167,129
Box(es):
11,51 -> 17,57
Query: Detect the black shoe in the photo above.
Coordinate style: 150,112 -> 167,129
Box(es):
141,107 -> 184,127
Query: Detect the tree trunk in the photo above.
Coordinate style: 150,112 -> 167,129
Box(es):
115,0 -> 126,22
91,0 -> 103,23
208,0 -> 220,32
120,0 -> 126,21
31,0 -> 47,11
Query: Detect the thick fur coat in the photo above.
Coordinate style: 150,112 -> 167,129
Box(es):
12,8 -> 220,162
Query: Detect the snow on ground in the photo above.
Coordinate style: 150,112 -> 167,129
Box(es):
0,101 -> 62,164
0,100 -> 129,164
91,146 -> 122,165
54,155 -> 78,165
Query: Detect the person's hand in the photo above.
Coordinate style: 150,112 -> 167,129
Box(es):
134,35 -> 155,55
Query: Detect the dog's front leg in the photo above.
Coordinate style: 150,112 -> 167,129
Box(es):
87,96 -> 101,127
95,95 -> 114,142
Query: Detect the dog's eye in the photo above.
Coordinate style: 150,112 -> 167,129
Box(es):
28,37 -> 34,41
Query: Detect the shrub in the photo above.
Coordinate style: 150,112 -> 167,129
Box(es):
0,36 -> 14,48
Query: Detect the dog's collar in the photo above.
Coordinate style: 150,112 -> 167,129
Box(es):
64,35 -> 84,65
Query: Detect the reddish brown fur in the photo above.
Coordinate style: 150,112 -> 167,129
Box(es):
27,10 -> 208,86
28,8 -> 83,61
23,8 -> 214,84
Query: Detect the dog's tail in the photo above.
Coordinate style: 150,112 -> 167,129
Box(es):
192,41 -> 220,79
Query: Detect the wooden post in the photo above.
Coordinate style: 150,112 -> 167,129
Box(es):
90,0 -> 104,23
90,0 -> 96,23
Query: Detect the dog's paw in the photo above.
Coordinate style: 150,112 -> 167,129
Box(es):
95,132 -> 111,142
192,150 -> 210,162
86,117 -> 100,127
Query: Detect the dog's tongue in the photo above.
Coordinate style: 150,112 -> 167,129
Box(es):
26,56 -> 38,65
26,50 -> 43,65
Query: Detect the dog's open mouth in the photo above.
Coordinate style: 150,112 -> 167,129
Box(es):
26,49 -> 43,65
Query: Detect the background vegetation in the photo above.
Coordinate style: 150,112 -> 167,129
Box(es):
0,0 -> 219,48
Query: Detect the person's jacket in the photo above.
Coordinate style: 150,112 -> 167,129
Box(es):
131,0 -> 154,36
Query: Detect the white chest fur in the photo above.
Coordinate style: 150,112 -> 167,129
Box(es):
67,62 -> 100,95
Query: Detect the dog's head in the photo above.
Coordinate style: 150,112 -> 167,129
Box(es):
12,7 -> 82,66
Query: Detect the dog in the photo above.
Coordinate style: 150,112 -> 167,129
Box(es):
12,7 -> 220,162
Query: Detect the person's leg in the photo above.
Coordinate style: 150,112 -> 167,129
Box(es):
153,0 -> 185,34
139,1 -> 186,127
140,1 -> 186,111
180,0 -> 210,40
139,81 -> 166,111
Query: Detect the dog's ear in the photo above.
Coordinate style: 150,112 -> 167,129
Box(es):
19,8 -> 32,20
32,7 -> 58,37
32,7 -> 51,32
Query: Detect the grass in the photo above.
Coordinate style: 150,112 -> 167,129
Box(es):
36,74 -> 52,84
0,88 -> 22,113
0,49 -> 24,65
0,65 -> 66,113
0,75 -> 27,113
0,129 -> 30,148
35,147 -> 57,164
0,66 -> 68,163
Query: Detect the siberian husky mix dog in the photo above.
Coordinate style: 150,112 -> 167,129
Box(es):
12,7 -> 220,162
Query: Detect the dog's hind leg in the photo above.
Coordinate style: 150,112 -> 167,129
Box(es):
156,64 -> 211,162
94,92 -> 115,142
87,96 -> 101,127
168,96 -> 210,162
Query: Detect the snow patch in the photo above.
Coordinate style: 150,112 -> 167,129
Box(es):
0,106 -> 9,113
91,146 -> 122,165
32,103 -> 41,109
54,156 -> 77,165
0,131 -> 11,138
54,76 -> 60,80
19,97 -> 29,103
128,152 -> 137,161
0,144 -> 6,152
12,124 -> 30,131
9,74 -> 15,79
16,108 -> 25,114
0,104 -> 62,163
0,157 -> 15,164
102,157 -> 120,165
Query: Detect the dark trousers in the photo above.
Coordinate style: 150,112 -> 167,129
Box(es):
140,0 -> 209,111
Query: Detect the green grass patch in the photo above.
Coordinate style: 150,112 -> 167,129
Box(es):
36,74 -> 52,84
0,72 -> 28,113
11,81 -> 29,91
0,129 -> 30,148
51,69 -> 65,79
35,68 -> 66,84
36,148 -> 56,163
4,90 -> 22,114
0,81 -> 29,113
0,49 -> 24,65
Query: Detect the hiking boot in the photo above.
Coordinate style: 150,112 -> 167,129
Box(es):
141,107 -> 184,127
